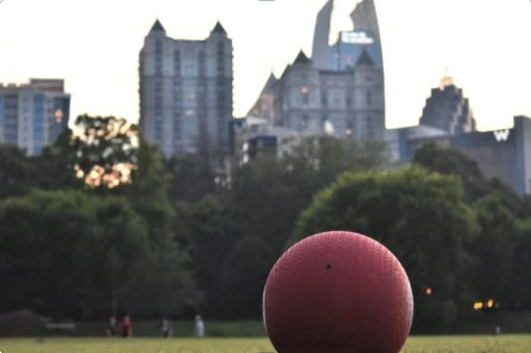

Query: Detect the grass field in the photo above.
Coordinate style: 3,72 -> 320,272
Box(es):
0,336 -> 530,353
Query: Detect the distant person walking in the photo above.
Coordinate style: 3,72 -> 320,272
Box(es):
121,315 -> 133,338
106,316 -> 117,337
195,314 -> 204,338
161,318 -> 172,338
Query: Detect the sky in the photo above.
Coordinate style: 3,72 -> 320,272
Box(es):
0,0 -> 530,131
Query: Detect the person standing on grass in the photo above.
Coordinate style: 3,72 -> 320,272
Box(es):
195,314 -> 204,338
121,315 -> 133,338
106,316 -> 117,337
161,318 -> 172,338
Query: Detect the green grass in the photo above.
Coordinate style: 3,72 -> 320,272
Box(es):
0,336 -> 530,353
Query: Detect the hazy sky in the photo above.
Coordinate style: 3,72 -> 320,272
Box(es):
0,0 -> 530,130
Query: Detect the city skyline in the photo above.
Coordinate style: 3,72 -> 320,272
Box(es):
0,0 -> 530,130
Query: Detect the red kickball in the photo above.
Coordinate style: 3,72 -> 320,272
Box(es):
262,231 -> 414,353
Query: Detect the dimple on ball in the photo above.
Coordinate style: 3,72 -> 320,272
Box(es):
262,231 -> 414,353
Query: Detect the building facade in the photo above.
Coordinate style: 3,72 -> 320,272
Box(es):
273,50 -> 386,140
139,20 -> 233,163
397,116 -> 531,194
350,0 -> 381,45
247,73 -> 277,124
311,0 -> 334,70
418,74 -> 477,134
0,78 -> 70,155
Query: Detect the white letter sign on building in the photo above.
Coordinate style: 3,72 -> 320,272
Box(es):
493,130 -> 510,142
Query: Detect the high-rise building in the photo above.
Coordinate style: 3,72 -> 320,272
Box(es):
350,0 -> 381,45
311,0 -> 334,70
418,73 -> 477,134
0,78 -> 70,155
139,20 -> 233,163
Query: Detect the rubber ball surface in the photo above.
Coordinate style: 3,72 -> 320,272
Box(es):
263,231 -> 414,353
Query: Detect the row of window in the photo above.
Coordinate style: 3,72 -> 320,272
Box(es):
300,87 -> 373,106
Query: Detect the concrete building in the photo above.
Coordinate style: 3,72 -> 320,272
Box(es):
273,49 -> 386,140
246,0 -> 386,144
419,73 -> 477,134
139,19 -> 233,164
0,78 -> 70,155
350,0 -> 381,45
392,75 -> 531,194
397,116 -> 531,194
232,116 -> 303,165
326,30 -> 382,71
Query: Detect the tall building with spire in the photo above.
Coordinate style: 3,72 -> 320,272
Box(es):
139,19 -> 233,164
418,72 -> 477,134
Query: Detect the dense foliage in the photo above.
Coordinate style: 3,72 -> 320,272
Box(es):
0,115 -> 530,331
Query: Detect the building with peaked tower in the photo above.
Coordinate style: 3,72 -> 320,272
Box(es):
418,71 -> 476,135
273,49 -> 385,139
139,19 -> 233,164
394,73 -> 531,194
247,73 -> 277,124
243,0 -> 387,150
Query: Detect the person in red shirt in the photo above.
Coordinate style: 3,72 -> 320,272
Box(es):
121,315 -> 133,338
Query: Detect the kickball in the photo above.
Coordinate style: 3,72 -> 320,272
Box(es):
262,231 -> 414,353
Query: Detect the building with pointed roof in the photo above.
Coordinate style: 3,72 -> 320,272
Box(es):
139,19 -> 233,166
264,47 -> 385,140
418,72 -> 477,134
247,72 -> 278,123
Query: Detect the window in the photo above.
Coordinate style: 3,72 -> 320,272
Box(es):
185,109 -> 195,116
321,90 -> 328,106
299,114 -> 309,130
174,50 -> 181,75
366,91 -> 373,106
301,86 -> 309,104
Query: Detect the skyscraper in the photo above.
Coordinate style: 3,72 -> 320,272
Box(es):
311,0 -> 334,70
139,20 -> 233,163
350,0 -> 381,45
419,73 -> 477,134
0,78 -> 70,155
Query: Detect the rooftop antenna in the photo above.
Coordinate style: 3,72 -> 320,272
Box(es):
439,65 -> 454,90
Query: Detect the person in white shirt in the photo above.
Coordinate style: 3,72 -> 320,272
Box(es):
195,314 -> 204,338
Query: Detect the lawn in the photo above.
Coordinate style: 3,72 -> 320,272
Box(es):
0,336 -> 530,353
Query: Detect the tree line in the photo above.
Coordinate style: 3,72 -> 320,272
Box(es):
0,115 -> 530,330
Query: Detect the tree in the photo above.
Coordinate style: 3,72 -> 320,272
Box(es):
509,219 -> 531,309
220,235 -> 275,319
165,154 -> 218,204
290,166 -> 479,328
0,144 -> 39,200
471,195 -> 519,307
117,138 -> 204,316
177,194 -> 244,317
0,190 -> 148,319
37,115 -> 138,191
117,235 -> 204,317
